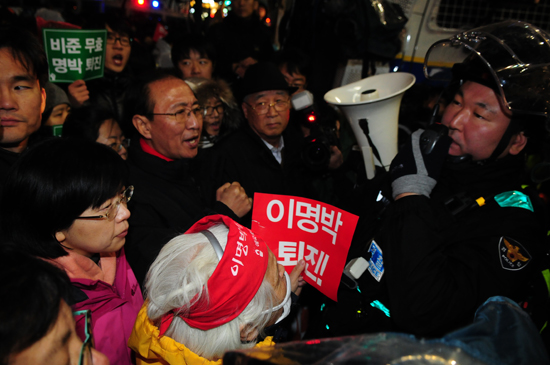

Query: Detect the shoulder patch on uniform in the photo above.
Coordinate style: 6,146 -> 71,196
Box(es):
498,236 -> 531,271
494,191 -> 533,212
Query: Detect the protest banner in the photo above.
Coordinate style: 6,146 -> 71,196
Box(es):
43,29 -> 106,83
252,193 -> 359,302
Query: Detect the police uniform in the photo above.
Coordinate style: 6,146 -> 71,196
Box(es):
379,153 -> 548,337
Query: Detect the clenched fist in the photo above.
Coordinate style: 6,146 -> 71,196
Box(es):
68,79 -> 89,107
216,181 -> 252,218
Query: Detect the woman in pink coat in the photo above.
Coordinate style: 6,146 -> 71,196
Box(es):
0,138 -> 143,365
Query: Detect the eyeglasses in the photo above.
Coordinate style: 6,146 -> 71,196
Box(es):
245,100 -> 290,116
109,138 -> 128,153
75,186 -> 134,221
73,310 -> 94,365
289,82 -> 305,89
106,34 -> 131,47
203,104 -> 224,116
149,106 -> 202,124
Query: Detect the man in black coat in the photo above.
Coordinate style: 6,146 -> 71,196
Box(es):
0,26 -> 47,194
124,71 -> 252,284
306,21 -> 550,344
203,62 -> 321,226
379,21 -> 550,337
206,0 -> 274,82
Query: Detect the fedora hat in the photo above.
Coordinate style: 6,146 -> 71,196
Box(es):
240,62 -> 298,99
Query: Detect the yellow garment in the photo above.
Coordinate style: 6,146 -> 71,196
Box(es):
128,303 -> 275,365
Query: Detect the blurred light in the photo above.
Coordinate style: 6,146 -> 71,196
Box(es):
320,303 -> 325,311
370,300 -> 390,317
325,325 -> 330,330
225,0 -> 231,5
308,114 -> 316,122
265,17 -> 271,25
190,8 -> 195,13
223,7 -> 228,14
152,0 -> 159,7
137,0 -> 145,5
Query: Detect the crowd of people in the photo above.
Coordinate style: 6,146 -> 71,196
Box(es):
1,2 -> 550,364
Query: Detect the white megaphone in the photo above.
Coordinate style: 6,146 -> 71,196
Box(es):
324,72 -> 415,179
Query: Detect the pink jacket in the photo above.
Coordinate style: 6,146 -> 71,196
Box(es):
51,248 -> 143,365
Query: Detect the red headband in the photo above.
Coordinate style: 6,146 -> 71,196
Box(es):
158,215 -> 269,336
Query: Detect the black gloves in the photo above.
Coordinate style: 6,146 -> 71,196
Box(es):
389,126 -> 452,199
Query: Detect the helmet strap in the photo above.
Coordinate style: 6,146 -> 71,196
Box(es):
480,119 -> 522,165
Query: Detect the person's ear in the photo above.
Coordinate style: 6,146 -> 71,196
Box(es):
239,324 -> 259,342
508,131 -> 528,156
40,87 -> 46,114
55,231 -> 66,243
133,115 -> 152,139
242,102 -> 249,119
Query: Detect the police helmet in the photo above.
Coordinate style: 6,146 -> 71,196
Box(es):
424,20 -> 550,119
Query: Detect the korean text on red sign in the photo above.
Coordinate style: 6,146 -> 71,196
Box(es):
43,29 -> 106,83
252,193 -> 359,301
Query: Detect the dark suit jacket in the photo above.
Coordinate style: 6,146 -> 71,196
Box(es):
199,125 -> 314,226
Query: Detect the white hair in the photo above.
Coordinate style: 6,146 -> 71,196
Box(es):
144,224 -> 275,360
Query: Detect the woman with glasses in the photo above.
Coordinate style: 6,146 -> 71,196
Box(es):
0,138 -> 143,365
189,78 -> 242,148
63,105 -> 129,160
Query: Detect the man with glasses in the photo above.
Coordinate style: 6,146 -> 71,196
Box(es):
204,62 -> 316,226
124,71 -> 253,285
67,14 -> 134,125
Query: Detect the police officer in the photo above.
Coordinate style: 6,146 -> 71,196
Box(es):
382,20 -> 550,337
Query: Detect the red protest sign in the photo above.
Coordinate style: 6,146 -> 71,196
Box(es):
252,193 -> 358,302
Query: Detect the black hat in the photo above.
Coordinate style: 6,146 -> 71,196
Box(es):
240,62 -> 298,99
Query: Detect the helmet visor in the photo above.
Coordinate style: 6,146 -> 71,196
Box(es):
424,20 -> 550,117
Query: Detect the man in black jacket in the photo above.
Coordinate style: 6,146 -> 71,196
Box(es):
204,62 -> 318,227
124,71 -> 252,284
0,26 -> 47,194
67,14 -> 134,126
207,0 -> 273,82
380,21 -> 550,337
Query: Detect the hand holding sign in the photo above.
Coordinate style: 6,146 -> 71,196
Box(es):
290,259 -> 306,296
67,79 -> 89,107
252,193 -> 358,301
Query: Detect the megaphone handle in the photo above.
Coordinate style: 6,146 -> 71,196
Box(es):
359,118 -> 383,166
429,103 -> 440,126
361,146 -> 376,179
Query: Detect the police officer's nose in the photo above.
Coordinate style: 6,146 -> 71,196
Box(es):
445,107 -> 468,131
